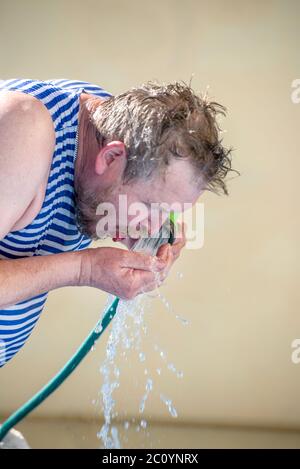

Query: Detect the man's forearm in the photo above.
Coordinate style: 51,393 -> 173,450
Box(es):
0,251 -> 82,308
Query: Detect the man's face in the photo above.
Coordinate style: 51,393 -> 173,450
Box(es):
75,155 -> 203,245
96,159 -> 203,245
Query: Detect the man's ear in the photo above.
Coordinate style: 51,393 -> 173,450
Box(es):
95,141 -> 126,175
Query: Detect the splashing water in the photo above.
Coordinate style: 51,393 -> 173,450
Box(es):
95,220 -> 189,449
153,344 -> 184,379
160,394 -> 178,418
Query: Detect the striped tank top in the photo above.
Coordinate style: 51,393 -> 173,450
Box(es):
0,78 -> 112,367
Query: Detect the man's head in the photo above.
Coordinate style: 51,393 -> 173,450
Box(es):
74,80 -> 235,241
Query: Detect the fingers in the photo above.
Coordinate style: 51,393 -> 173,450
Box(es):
172,221 -> 187,246
130,247 -> 173,294
121,250 -> 166,272
136,270 -> 163,294
120,221 -> 187,299
136,247 -> 173,293
170,222 -> 186,259
156,221 -> 186,262
155,244 -> 174,281
156,242 -> 170,259
119,269 -> 162,299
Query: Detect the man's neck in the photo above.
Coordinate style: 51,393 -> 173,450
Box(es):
74,94 -> 95,177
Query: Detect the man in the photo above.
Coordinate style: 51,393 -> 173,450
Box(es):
0,78 -> 233,366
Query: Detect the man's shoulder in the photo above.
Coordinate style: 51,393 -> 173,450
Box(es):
0,90 -> 56,240
0,89 -> 55,130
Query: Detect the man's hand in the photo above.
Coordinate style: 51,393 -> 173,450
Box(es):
80,222 -> 186,300
79,247 -> 166,300
155,221 -> 187,283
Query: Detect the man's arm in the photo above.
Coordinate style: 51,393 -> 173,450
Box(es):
0,251 -> 81,308
0,245 -> 171,308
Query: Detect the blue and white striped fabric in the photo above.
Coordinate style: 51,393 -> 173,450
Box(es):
0,78 -> 112,367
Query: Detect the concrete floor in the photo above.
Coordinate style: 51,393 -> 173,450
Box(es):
3,417 -> 300,449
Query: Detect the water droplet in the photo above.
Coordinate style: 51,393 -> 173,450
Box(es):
168,363 -> 176,372
146,378 -> 153,391
139,402 -> 145,413
175,314 -> 189,326
160,394 -> 178,418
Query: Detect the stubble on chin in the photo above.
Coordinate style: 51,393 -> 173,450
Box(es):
73,177 -> 112,240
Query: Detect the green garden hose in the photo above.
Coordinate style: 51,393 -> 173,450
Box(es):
0,297 -> 120,441
0,212 -> 178,442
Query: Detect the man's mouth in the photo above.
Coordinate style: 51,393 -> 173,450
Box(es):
112,228 -> 127,242
112,236 -> 126,242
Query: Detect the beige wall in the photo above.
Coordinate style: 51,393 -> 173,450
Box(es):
1,0 -> 300,441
